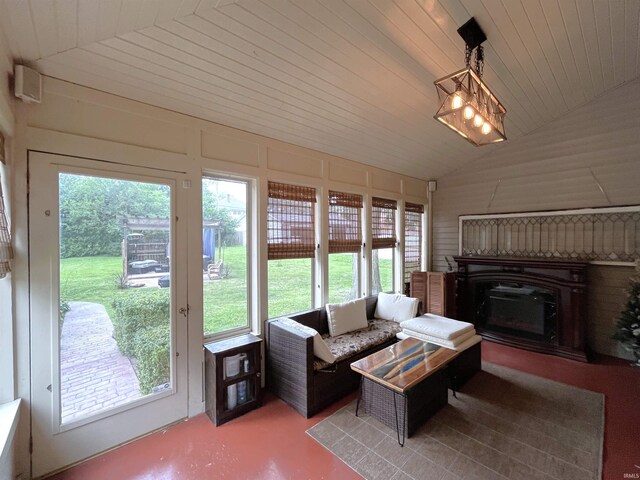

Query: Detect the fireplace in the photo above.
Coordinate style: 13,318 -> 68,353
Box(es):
454,256 -> 589,362
477,282 -> 556,342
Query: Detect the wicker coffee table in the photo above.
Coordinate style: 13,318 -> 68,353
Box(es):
350,337 -> 459,446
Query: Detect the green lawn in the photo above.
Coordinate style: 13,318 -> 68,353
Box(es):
60,256 -> 134,320
268,258 -> 313,318
203,246 -> 248,335
328,253 -> 359,304
266,252 -> 392,317
60,247 -> 393,336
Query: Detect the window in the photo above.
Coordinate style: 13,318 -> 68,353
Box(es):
203,177 -> 249,337
328,191 -> 362,303
404,202 -> 424,284
267,182 -> 316,317
371,197 -> 397,295
0,165 -> 12,404
0,178 -> 11,278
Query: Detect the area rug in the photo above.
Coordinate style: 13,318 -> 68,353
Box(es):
307,362 -> 604,480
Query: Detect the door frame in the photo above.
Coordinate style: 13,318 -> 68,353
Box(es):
11,129 -> 206,479
25,144 -> 201,477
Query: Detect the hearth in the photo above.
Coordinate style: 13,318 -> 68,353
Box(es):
454,256 -> 589,362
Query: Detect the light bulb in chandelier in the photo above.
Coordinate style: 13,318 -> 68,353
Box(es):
463,106 -> 474,120
473,114 -> 484,127
481,122 -> 492,135
451,92 -> 464,109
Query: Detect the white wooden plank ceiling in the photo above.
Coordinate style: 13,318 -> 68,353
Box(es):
1,0 -> 638,179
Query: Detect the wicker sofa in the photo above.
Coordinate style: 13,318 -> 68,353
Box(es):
266,296 -> 401,418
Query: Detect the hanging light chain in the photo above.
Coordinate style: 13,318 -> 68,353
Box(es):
464,44 -> 473,69
464,43 -> 485,78
474,45 -> 484,78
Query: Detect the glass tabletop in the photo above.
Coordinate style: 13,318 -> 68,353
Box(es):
350,337 -> 459,393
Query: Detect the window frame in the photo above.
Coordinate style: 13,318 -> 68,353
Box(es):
202,174 -> 253,341
266,181 -> 318,318
369,196 -> 398,295
327,190 -> 363,304
0,161 -> 13,404
403,202 -> 425,285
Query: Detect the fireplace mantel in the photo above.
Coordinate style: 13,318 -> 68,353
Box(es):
453,256 -> 589,362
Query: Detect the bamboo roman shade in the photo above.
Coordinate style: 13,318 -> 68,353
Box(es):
371,197 -> 397,249
328,190 -> 363,254
404,202 -> 424,282
267,181 -> 317,260
0,180 -> 12,278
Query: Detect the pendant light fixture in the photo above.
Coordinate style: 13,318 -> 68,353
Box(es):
434,18 -> 507,146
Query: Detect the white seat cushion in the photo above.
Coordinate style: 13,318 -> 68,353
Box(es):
374,292 -> 420,322
400,314 -> 474,340
313,319 -> 401,370
400,328 -> 476,348
277,318 -> 336,364
397,331 -> 482,352
326,297 -> 368,337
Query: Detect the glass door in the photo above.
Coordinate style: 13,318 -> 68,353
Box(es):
29,152 -> 188,478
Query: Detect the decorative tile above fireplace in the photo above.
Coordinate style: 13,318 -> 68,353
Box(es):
459,206 -> 640,265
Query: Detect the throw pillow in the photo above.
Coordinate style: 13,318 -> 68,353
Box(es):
374,292 -> 419,322
277,318 -> 336,364
326,298 -> 368,337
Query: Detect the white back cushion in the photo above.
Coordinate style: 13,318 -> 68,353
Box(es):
374,292 -> 419,322
277,318 -> 336,364
326,298 -> 368,337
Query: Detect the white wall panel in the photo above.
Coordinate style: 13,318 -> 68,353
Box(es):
0,26 -> 14,136
328,161 -> 367,187
404,178 -> 427,199
201,131 -> 260,167
267,147 -> 323,179
371,171 -> 401,195
432,78 -> 640,358
29,81 -> 188,154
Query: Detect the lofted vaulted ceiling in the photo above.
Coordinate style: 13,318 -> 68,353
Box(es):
1,0 -> 639,179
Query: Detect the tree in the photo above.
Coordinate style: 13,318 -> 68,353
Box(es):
613,261 -> 640,366
349,253 -> 359,301
371,250 -> 383,294
202,187 -> 241,262
59,174 -> 170,258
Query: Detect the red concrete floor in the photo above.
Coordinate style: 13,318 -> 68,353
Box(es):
483,341 -> 640,480
50,342 -> 640,480
48,391 -> 361,480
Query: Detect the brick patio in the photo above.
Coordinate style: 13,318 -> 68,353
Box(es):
60,302 -> 142,423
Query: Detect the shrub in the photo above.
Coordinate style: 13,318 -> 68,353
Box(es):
134,324 -> 170,395
111,290 -> 170,356
59,300 -> 71,320
59,300 -> 71,333
115,273 -> 129,289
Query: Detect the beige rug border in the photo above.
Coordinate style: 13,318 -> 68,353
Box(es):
306,361 -> 605,480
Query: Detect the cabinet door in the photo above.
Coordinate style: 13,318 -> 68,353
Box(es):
410,272 -> 428,314
427,272 -> 445,316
